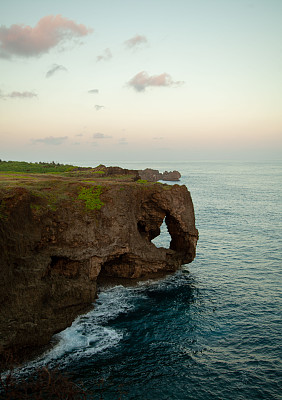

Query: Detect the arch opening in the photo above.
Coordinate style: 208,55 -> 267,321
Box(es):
151,217 -> 172,249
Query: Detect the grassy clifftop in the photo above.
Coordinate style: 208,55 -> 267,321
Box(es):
0,160 -> 166,219
0,160 -> 75,174
0,160 -> 140,181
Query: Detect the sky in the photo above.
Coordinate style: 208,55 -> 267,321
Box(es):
0,0 -> 281,164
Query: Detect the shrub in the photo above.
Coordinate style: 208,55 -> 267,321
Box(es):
77,186 -> 104,210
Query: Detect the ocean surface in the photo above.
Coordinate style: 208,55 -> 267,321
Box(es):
20,161 -> 282,399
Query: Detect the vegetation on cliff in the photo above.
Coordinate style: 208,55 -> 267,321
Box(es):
77,186 -> 104,210
0,159 -> 198,369
0,160 -> 75,174
0,161 -> 151,218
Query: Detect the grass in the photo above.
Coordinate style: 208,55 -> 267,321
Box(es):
0,176 -> 77,217
77,186 -> 104,211
0,160 -> 75,174
0,161 -> 137,183
81,180 -> 97,184
0,161 -> 173,218
136,179 -> 148,184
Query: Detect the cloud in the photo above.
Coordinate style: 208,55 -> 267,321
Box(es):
93,132 -> 112,139
153,137 -> 164,140
0,15 -> 93,58
46,64 -> 67,78
128,71 -> 184,92
75,133 -> 83,137
31,136 -> 68,145
96,48 -> 112,62
9,91 -> 37,98
124,34 -> 148,49
0,90 -> 37,99
95,104 -> 104,111
88,89 -> 99,94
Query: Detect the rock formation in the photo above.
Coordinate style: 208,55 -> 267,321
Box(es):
72,164 -> 140,180
0,171 -> 198,359
138,168 -> 181,182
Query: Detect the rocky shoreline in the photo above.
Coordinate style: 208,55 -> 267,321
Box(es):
0,166 -> 198,360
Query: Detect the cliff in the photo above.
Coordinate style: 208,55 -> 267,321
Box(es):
0,169 -> 198,358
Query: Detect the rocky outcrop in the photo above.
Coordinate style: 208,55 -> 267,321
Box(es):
0,175 -> 198,358
71,164 -> 140,180
138,168 -> 181,182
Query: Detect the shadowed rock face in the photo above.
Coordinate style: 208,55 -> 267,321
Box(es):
0,180 -> 198,357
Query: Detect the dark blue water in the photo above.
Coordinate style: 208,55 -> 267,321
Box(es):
22,161 -> 282,399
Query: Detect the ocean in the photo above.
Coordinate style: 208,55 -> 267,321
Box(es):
16,161 -> 282,399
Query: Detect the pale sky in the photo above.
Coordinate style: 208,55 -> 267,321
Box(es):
0,0 -> 281,163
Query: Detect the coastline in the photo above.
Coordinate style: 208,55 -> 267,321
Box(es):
0,162 -> 198,360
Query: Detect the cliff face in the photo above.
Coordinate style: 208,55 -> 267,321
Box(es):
0,175 -> 198,357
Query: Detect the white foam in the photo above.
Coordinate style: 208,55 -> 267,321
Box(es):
12,285 -> 145,375
6,276 -> 178,378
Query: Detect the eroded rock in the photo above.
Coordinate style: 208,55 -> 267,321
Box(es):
138,168 -> 181,181
0,177 -> 197,358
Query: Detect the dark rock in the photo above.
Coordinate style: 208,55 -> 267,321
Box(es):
0,173 -> 197,357
138,168 -> 181,181
162,170 -> 181,181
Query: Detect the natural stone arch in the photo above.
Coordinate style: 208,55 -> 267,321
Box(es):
151,216 -> 172,249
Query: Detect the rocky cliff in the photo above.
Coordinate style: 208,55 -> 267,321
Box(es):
138,168 -> 181,182
0,171 -> 198,358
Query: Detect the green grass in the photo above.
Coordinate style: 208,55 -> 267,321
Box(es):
77,186 -> 104,210
137,179 -> 148,184
0,160 -> 75,174
81,180 -> 97,184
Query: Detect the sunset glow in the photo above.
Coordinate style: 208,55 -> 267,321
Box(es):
1,0 -> 281,163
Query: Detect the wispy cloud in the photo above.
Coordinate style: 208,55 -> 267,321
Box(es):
0,90 -> 37,99
96,48 -> 112,62
153,137 -> 164,140
124,34 -> 148,49
31,136 -> 68,145
0,15 -> 93,58
46,64 -> 68,78
93,132 -> 112,139
88,89 -> 99,94
128,71 -> 184,92
95,104 -> 104,111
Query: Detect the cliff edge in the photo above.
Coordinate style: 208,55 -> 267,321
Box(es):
0,169 -> 198,358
